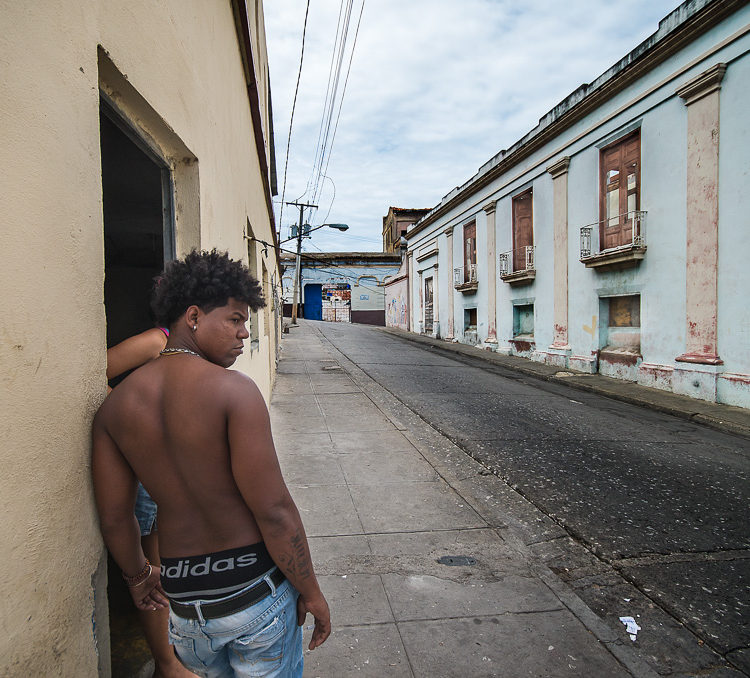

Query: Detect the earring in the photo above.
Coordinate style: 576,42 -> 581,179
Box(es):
192,325 -> 197,331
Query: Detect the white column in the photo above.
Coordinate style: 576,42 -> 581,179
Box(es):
673,63 -> 725,401
407,251 -> 413,332
444,227 -> 454,339
432,264 -> 439,337
546,156 -> 571,361
483,201 -> 498,346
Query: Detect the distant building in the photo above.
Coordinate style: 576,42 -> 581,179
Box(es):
382,207 -> 431,253
282,252 -> 401,325
384,251 -> 410,331
403,0 -> 750,408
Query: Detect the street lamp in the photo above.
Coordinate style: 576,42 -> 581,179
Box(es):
290,222 -> 349,325
283,222 -> 348,244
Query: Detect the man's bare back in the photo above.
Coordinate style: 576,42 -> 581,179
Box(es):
97,355 -> 267,559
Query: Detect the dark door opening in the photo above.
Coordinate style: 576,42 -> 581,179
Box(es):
100,97 -> 174,677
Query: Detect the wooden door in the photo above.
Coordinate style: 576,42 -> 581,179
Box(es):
463,222 -> 476,281
600,133 -> 640,250
512,190 -> 533,271
424,277 -> 433,332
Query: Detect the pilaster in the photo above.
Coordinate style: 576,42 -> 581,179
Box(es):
406,251 -> 413,332
483,201 -> 498,347
444,225 -> 455,340
675,63 -> 725,371
546,156 -> 571,355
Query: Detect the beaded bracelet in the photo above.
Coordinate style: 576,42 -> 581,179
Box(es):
122,558 -> 151,587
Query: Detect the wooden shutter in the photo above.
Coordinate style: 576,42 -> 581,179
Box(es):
599,132 -> 640,250
463,221 -> 476,281
424,277 -> 433,332
512,190 -> 533,271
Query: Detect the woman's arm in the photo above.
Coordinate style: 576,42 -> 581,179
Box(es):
106,327 -> 168,380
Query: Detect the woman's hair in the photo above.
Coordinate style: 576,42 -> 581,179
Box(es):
151,249 -> 265,327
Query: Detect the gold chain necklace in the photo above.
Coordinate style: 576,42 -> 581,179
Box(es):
159,348 -> 201,358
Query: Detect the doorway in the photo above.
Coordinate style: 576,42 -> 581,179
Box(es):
424,277 -> 434,333
304,283 -> 323,320
100,97 -> 175,676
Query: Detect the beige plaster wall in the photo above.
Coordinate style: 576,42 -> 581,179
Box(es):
0,0 -> 277,675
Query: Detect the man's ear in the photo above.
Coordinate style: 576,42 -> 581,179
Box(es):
185,305 -> 201,329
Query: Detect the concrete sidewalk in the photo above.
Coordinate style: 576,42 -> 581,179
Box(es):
271,321 -> 660,678
379,326 -> 750,440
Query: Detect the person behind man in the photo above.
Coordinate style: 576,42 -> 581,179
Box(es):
93,249 -> 330,677
106,325 -> 196,678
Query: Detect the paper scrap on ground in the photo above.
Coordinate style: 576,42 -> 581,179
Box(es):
619,616 -> 641,641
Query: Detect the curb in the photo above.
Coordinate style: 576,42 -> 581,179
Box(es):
377,326 -> 750,439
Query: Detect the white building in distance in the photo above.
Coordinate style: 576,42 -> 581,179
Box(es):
403,0 -> 750,408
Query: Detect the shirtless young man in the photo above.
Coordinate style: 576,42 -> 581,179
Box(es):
93,249 -> 330,677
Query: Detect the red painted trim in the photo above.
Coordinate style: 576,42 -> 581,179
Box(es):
718,373 -> 750,384
675,352 -> 724,365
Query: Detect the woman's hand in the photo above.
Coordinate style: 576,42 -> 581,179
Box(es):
128,565 -> 168,611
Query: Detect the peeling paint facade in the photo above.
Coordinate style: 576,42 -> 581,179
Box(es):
404,0 -> 750,408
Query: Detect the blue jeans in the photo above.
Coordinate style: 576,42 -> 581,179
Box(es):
167,577 -> 303,678
134,483 -> 157,536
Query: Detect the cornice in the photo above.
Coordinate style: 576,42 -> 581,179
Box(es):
676,62 -> 727,105
482,201 -> 497,215
405,0 -> 745,240
443,225 -> 454,236
546,156 -> 571,179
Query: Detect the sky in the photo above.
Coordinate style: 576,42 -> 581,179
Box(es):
264,0 -> 680,253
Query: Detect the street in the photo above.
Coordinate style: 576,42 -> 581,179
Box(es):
288,320 -> 750,676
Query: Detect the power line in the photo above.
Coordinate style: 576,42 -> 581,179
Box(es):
246,235 -> 395,295
301,0 -> 347,200
278,0 -> 311,234
314,0 -> 366,206
320,174 -> 336,224
310,0 -> 354,202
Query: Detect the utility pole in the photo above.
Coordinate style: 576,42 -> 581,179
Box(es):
287,201 -> 317,325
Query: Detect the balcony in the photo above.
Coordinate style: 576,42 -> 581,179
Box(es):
499,246 -> 536,286
454,264 -> 478,293
580,210 -> 647,271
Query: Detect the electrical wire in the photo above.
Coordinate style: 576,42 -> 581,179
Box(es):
313,0 -> 366,206
320,174 -> 336,224
310,0 -> 354,203
301,0 -> 347,200
246,236 -> 395,295
278,0 -> 311,233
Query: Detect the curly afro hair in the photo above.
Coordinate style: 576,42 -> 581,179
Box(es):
151,249 -> 265,327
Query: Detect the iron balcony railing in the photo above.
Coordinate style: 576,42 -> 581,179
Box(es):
580,210 -> 647,258
499,245 -> 535,276
454,263 -> 478,286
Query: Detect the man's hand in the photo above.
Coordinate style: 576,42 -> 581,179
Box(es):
297,592 -> 331,650
128,566 -> 168,611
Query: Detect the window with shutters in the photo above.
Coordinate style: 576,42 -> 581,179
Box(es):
512,189 -> 533,271
599,132 -> 640,250
423,276 -> 434,333
463,221 -> 477,282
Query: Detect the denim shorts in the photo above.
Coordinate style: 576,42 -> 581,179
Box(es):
134,483 -> 157,536
167,577 -> 303,678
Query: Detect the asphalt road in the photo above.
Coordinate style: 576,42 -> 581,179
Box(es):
311,320 -> 750,676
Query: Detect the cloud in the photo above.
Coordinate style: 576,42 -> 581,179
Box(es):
265,0 -> 679,251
